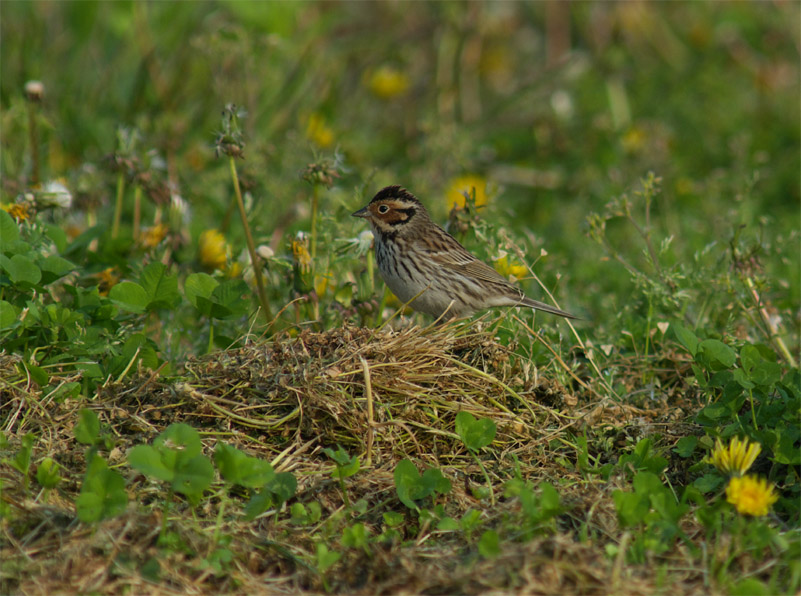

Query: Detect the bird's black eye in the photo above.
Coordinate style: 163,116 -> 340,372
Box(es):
377,204 -> 389,214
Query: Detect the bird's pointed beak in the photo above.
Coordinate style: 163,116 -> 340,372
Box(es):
352,206 -> 369,218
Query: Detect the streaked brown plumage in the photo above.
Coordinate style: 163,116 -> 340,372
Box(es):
352,185 -> 577,320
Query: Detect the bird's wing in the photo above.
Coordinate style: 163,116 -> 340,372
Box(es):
425,237 -> 579,319
427,243 -> 517,287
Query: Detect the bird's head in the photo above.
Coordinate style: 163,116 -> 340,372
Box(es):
352,185 -> 430,236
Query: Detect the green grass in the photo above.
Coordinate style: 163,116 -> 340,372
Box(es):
1,2 -> 799,594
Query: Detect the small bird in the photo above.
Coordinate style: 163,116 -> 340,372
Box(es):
352,185 -> 577,320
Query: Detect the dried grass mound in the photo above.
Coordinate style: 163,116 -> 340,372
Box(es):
170,321 -> 581,468
2,322 -> 610,595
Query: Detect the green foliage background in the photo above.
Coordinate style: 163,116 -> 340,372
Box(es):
3,3 -> 798,321
1,2 -> 799,593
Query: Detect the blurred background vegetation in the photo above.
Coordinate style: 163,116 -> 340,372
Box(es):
1,5 -> 799,591
1,1 -> 798,347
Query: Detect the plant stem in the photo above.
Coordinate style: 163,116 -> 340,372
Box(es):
212,492 -> 227,548
643,293 -> 653,382
27,101 -> 40,187
749,388 -> 758,430
111,173 -> 126,239
338,473 -> 350,509
133,184 -> 142,241
228,156 -> 272,323
159,490 -> 172,542
471,451 -> 495,506
310,185 -> 319,261
743,275 -> 796,368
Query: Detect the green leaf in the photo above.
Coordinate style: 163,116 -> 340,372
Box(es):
23,362 -> 49,386
36,457 -> 62,489
154,423 -> 202,459
632,471 -> 664,495
539,482 -> 561,516
671,323 -> 698,356
696,402 -> 731,424
436,516 -> 459,531
0,300 -> 18,328
74,409 -> 101,445
393,459 -> 450,510
129,424 -> 212,504
455,411 -> 497,451
107,334 -> 160,379
612,490 -> 649,527
214,443 -> 275,488
39,254 -> 75,284
740,344 -> 782,388
210,279 -> 250,318
290,503 -> 310,525
45,223 -> 68,253
618,438 -> 668,475
243,472 -> 298,520
185,272 -> 218,314
477,530 -> 500,558
772,427 -> 801,465
139,558 -> 161,583
699,339 -> 736,369
172,455 -> 214,504
315,543 -> 340,574
383,511 -> 404,528
341,523 -> 369,551
394,458 -> 422,510
9,433 -> 36,476
692,473 -> 723,494
0,210 -> 20,250
128,444 -> 174,482
460,509 -> 482,535
306,501 -> 322,523
109,281 -> 149,313
1,254 -> 42,285
243,489 -> 275,520
729,578 -> 770,596
76,456 -> 128,523
267,472 -> 297,504
139,262 -> 180,310
204,547 -> 234,575
323,446 -> 360,479
672,436 -> 697,458
421,467 -> 451,495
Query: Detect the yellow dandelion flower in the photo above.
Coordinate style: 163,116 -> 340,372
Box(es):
140,223 -> 168,249
96,267 -> 120,296
292,237 -> 312,274
2,203 -> 31,222
306,113 -> 334,149
726,475 -> 779,517
708,437 -> 761,476
367,66 -> 410,100
493,253 -> 528,280
314,274 -> 329,297
446,175 -> 488,210
198,229 -> 229,271
621,126 -> 646,154
224,261 -> 242,279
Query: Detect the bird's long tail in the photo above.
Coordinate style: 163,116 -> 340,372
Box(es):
519,297 -> 579,320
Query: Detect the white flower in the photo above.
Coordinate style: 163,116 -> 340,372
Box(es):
257,245 -> 275,260
169,193 -> 191,227
550,89 -> 574,120
36,180 -> 73,209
